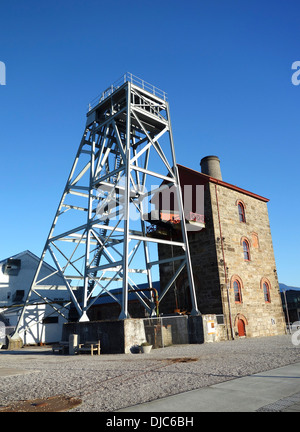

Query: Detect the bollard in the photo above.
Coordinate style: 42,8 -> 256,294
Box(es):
69,334 -> 79,355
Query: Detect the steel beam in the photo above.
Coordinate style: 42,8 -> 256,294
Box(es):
12,74 -> 200,340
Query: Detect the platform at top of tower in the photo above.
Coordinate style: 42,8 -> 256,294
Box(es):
88,72 -> 167,112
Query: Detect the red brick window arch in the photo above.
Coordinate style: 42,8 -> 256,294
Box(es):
251,232 -> 259,248
261,278 -> 271,303
237,200 -> 246,223
231,275 -> 243,303
241,237 -> 251,261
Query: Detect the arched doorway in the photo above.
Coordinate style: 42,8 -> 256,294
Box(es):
234,314 -> 248,337
237,318 -> 246,337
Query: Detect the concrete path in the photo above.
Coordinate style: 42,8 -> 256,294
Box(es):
117,362 -> 300,412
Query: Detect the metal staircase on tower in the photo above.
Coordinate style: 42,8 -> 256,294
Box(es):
11,73 -> 200,340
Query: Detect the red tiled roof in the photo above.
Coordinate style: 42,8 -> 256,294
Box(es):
177,164 -> 269,203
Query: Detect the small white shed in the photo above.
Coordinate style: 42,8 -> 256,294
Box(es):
0,250 -> 75,345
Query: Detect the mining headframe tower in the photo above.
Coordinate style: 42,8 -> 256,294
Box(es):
11,73 -> 200,342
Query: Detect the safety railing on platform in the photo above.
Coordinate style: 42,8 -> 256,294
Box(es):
88,72 -> 167,111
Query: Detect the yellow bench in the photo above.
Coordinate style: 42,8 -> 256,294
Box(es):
77,340 -> 100,356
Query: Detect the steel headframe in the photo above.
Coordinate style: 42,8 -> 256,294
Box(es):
13,74 -> 200,335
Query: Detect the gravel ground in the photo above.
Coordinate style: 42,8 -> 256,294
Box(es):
0,334 -> 299,412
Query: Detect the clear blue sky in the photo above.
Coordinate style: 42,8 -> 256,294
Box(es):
0,0 -> 299,287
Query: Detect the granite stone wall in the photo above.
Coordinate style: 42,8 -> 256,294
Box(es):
157,181 -> 286,340
210,182 -> 286,338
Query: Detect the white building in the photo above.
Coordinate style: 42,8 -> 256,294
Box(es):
0,250 -> 75,345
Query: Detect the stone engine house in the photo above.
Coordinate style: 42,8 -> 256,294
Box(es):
156,156 -> 286,340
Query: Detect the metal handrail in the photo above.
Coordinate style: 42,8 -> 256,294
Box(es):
88,72 -> 167,111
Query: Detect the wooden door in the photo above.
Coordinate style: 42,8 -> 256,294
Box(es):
237,318 -> 246,337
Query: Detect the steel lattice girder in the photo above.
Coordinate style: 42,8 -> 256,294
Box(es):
13,77 -> 200,335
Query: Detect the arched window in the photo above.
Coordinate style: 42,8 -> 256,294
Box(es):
260,278 -> 271,303
242,239 -> 250,261
238,202 -> 246,223
231,275 -> 243,303
233,279 -> 242,303
263,281 -> 271,303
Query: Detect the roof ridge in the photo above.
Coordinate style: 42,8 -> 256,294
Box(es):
177,163 -> 269,202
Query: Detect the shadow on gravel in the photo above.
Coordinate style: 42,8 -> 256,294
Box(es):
0,350 -> 53,356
